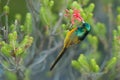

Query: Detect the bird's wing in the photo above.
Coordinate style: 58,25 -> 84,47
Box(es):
64,28 -> 77,48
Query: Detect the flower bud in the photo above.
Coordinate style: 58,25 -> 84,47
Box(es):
3,5 -> 9,14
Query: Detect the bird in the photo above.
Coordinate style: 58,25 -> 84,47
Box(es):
50,22 -> 91,71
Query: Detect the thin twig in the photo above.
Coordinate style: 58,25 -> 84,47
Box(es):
51,13 -> 64,35
28,42 -> 62,68
51,0 -> 69,35
5,0 -> 10,5
26,0 -> 40,14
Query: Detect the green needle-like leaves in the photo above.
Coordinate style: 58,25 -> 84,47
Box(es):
105,57 -> 117,72
90,59 -> 100,72
72,54 -> 100,73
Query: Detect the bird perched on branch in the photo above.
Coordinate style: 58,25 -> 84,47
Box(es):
50,22 -> 91,71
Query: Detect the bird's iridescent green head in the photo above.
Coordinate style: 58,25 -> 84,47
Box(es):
82,23 -> 91,31
75,22 -> 91,40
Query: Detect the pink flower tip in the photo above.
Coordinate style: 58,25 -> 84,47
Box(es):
64,8 -> 84,25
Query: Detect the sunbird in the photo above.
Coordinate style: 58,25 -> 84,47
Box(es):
50,22 -> 91,71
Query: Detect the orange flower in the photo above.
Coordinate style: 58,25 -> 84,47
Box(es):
71,9 -> 83,24
65,9 -> 83,25
64,9 -> 70,17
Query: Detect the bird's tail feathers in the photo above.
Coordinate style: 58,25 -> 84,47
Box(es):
50,47 -> 67,71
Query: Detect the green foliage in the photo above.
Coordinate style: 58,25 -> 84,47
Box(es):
94,22 -> 106,37
0,4 -> 33,80
5,71 -> 17,80
90,59 -> 100,72
105,57 -> 117,72
113,26 -> 120,57
72,54 -> 117,76
72,54 -> 100,73
1,41 -> 12,56
3,5 -> 9,14
71,1 -> 81,9
78,0 -> 89,6
70,0 -> 119,79
40,0 -> 56,26
23,13 -> 32,35
0,13 -> 33,56
117,6 -> 120,14
24,69 -> 31,80
15,14 -> 22,22
87,34 -> 98,50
